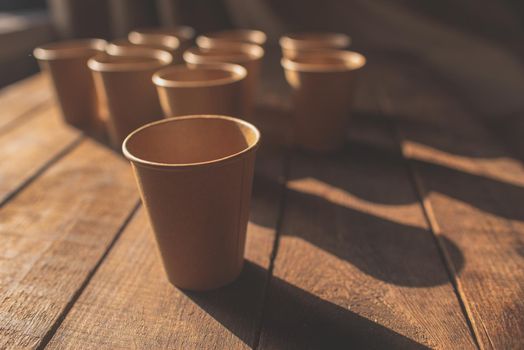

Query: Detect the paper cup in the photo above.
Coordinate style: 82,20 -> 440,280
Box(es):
88,48 -> 172,148
279,32 -> 351,59
108,36 -> 180,60
196,29 -> 267,48
183,44 -> 264,121
122,115 -> 260,291
129,26 -> 196,63
281,50 -> 366,152
33,39 -> 107,129
153,63 -> 246,118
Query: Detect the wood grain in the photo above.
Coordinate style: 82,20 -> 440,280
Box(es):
46,144 -> 285,349
0,74 -> 51,132
0,140 -> 139,349
0,105 -> 81,205
378,57 -> 524,349
257,68 -> 476,349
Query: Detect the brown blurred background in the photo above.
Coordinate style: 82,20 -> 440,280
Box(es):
1,0 -> 523,123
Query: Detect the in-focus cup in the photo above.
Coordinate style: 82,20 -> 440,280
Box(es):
33,39 -> 107,130
196,29 -> 267,48
281,50 -> 366,152
108,36 -> 180,61
153,63 -> 246,118
88,47 -> 172,148
122,115 -> 260,291
279,32 -> 351,59
129,26 -> 196,63
183,44 -> 264,121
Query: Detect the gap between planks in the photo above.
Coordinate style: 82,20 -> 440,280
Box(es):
36,201 -> 142,350
378,72 -> 483,350
252,150 -> 291,350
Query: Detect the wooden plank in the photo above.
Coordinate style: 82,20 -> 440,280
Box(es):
258,68 -> 476,349
0,140 -> 139,349
378,57 -> 524,349
0,105 -> 81,205
0,74 -> 52,132
46,143 -> 286,347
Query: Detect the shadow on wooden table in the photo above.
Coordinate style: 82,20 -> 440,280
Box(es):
185,261 -> 429,349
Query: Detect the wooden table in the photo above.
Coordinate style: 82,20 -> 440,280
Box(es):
0,52 -> 523,349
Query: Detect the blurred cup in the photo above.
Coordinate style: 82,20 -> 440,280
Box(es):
281,50 -> 366,152
33,39 -> 107,130
153,63 -> 246,118
122,115 -> 260,290
108,35 -> 180,60
196,29 -> 267,48
279,32 -> 351,59
88,47 -> 172,148
183,44 -> 264,120
129,26 -> 196,63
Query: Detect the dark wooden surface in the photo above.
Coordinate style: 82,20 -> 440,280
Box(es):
0,52 -> 522,349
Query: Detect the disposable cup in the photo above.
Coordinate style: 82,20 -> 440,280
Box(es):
153,63 -> 246,118
281,50 -> 366,152
88,48 -> 172,148
279,32 -> 351,59
196,29 -> 267,48
122,115 -> 260,290
129,26 -> 196,63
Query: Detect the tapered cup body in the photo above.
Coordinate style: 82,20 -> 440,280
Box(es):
183,44 -> 264,121
153,63 -> 246,118
282,50 -> 366,152
196,29 -> 267,48
34,39 -> 107,130
123,115 -> 260,291
279,32 -> 351,59
88,48 -> 172,148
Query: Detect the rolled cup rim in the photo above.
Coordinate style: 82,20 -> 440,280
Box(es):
127,32 -> 180,50
183,44 -> 264,65
130,26 -> 196,42
88,48 -> 173,72
122,115 -> 261,170
33,38 -> 107,60
196,29 -> 267,48
281,50 -> 366,72
152,63 -> 247,88
279,32 -> 351,50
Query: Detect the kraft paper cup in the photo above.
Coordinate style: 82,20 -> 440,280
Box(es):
108,36 -> 180,60
183,44 -> 264,120
153,63 -> 246,118
281,50 -> 366,152
122,115 -> 260,291
196,29 -> 267,48
88,48 -> 172,148
129,26 -> 196,63
33,39 -> 107,130
279,32 -> 351,59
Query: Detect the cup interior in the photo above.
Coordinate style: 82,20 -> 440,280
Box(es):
153,65 -> 246,87
123,116 -> 260,167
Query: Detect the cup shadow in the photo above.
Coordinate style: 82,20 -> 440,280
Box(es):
287,135 -> 524,222
185,261 -> 430,349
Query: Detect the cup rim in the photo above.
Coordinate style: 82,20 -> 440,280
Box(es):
88,48 -> 173,72
122,115 -> 261,170
279,32 -> 351,49
281,50 -> 366,72
127,33 -> 180,50
183,44 -> 264,64
33,38 -> 107,60
130,26 -> 196,42
196,29 -> 267,47
152,63 -> 247,88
